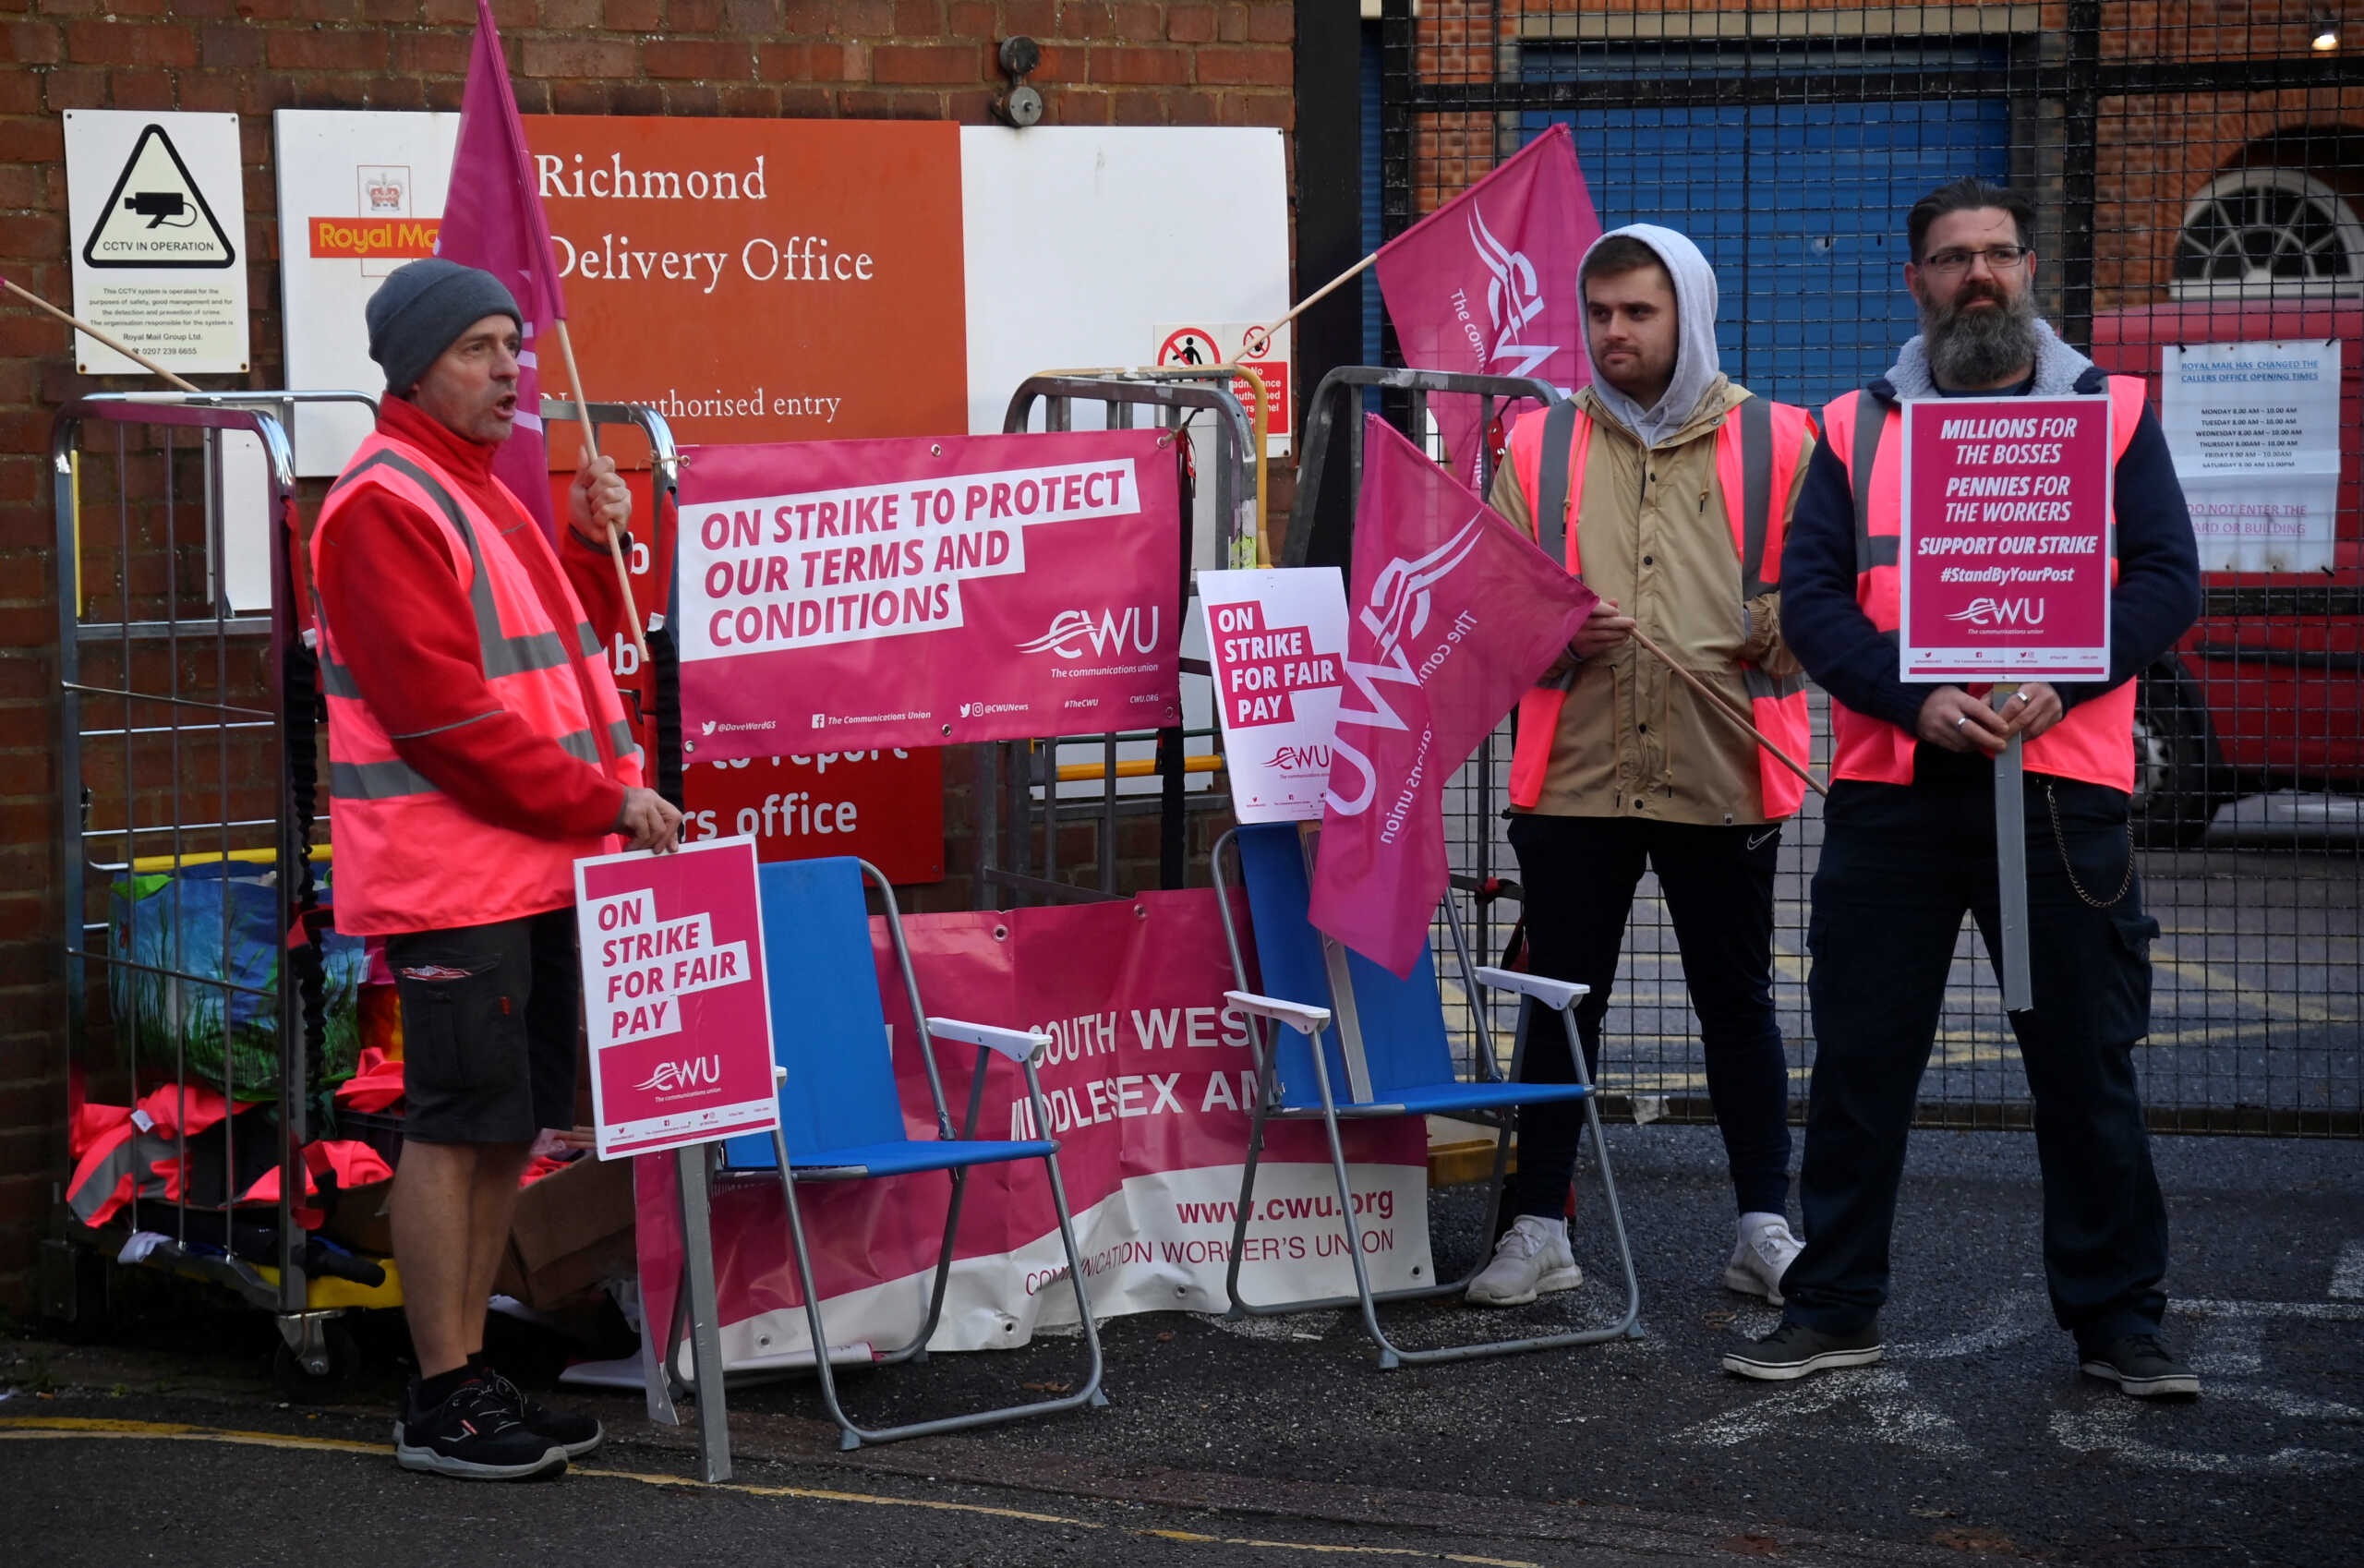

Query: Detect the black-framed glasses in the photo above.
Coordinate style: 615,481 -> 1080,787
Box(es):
1921,244 -> 2033,275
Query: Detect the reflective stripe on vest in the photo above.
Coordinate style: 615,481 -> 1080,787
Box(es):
1824,374 -> 2151,792
313,431 -> 644,934
1505,396 -> 1817,816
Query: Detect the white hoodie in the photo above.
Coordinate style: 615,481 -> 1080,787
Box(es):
1577,223 -> 1726,450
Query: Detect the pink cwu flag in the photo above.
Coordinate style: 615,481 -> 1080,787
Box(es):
1372,124 -> 1601,489
1308,416 -> 1598,979
435,0 -> 571,537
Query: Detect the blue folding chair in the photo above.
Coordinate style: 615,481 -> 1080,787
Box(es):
1212,822 -> 1642,1367
707,856 -> 1107,1448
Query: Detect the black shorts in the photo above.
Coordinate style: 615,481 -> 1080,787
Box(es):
387,909 -> 579,1146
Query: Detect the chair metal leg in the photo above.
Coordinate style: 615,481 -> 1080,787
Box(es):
766,1128 -> 1108,1448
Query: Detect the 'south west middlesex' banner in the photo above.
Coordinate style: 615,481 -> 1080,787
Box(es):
633,890 -> 1430,1369
678,430 -> 1184,757
1899,395 -> 2115,683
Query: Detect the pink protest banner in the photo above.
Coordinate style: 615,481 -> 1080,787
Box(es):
675,430 -> 1184,758
1198,567 -> 1349,824
633,891 -> 1429,1371
573,838 -> 779,1159
1372,125 -> 1601,487
1899,396 -> 2116,683
1309,416 -> 1597,978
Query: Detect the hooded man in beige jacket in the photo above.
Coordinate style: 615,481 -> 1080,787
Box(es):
1469,224 -> 1816,1309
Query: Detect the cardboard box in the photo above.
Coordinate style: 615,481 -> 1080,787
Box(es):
494,1153 -> 638,1312
322,1153 -> 638,1313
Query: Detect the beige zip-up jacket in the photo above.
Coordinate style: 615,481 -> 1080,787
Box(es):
1487,375 -> 1813,826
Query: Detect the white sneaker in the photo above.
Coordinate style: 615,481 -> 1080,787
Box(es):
1465,1215 -> 1583,1307
1722,1212 -> 1802,1306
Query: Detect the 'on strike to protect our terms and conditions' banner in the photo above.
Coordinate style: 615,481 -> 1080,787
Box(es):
677,429 -> 1184,759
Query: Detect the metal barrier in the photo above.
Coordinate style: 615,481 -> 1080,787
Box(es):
977,371 -> 1260,908
45,392 -> 695,1392
1375,0 -> 2364,1137
48,390 -> 374,1385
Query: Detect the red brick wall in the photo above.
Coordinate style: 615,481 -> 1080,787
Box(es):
0,0 -> 1297,1309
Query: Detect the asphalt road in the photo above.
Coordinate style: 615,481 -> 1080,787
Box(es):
10,1126 -> 2359,1567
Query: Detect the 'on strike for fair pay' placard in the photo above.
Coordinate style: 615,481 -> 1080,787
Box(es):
1899,396 -> 2115,684
574,838 -> 780,1160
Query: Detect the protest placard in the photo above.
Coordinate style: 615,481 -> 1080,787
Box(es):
1198,568 -> 1348,824
676,429 -> 1183,757
573,838 -> 779,1159
1899,396 -> 2115,683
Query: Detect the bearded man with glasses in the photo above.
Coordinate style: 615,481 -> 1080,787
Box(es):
1720,179 -> 2203,1398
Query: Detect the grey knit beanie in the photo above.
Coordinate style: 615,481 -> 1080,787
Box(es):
365,259 -> 523,394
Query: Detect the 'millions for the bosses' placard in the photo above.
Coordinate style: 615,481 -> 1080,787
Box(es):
1899,395 -> 2115,683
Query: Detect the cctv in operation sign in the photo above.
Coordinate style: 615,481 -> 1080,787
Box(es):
1897,395 -> 2115,683
65,111 -> 250,375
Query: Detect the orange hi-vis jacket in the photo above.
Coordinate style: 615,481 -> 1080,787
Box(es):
311,431 -> 644,935
1822,374 -> 2150,792
1503,393 -> 1817,819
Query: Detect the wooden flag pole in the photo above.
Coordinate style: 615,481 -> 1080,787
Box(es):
5,277 -> 202,393
1627,624 -> 1828,799
1247,251 -> 1380,350
550,316 -> 649,666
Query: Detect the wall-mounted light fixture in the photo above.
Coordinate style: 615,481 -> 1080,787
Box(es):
2311,13 -> 2343,50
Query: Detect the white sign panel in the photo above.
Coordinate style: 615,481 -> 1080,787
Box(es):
1199,568 -> 1349,823
2162,339 -> 2344,573
273,110 -> 461,475
66,111 -> 248,375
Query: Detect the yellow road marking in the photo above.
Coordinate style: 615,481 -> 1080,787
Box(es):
0,1418 -> 1545,1565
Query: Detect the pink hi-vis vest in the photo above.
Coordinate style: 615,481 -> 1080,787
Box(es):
311,432 -> 644,935
1503,395 -> 1817,818
1822,375 -> 2150,792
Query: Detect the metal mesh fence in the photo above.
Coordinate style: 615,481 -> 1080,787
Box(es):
1381,0 -> 2364,1136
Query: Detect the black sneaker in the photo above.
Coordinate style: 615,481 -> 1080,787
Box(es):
479,1362 -> 605,1459
2081,1333 -> 2201,1398
1722,1320 -> 1885,1381
393,1374 -> 568,1479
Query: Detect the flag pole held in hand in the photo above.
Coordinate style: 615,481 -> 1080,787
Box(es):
1625,624 -> 1827,799
552,317 -> 649,666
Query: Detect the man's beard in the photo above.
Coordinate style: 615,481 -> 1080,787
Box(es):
1920,280 -> 2041,387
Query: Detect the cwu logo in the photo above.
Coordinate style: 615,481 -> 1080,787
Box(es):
1265,743 -> 1333,775
1945,597 -> 2047,627
1017,606 -> 1162,660
1360,517 -> 1483,659
1469,205 -> 1557,380
633,1055 -> 721,1094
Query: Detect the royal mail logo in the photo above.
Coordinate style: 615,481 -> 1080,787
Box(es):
1360,517 -> 1483,660
1017,606 -> 1163,660
1470,206 -> 1556,380
1945,596 -> 2047,627
632,1055 -> 721,1094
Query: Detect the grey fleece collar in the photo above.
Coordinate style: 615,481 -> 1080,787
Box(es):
1874,317 -> 2105,403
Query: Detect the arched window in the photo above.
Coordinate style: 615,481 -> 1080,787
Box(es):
2173,167 -> 2364,297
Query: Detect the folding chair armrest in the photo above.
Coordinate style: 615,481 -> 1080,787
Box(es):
1473,966 -> 1590,1014
925,1016 -> 1052,1065
1224,989 -> 1330,1036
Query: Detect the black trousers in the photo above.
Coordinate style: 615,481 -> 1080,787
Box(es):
1782,778 -> 2169,1352
1504,813 -> 1793,1220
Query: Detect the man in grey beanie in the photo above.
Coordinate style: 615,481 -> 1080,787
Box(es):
312,257 -> 682,1480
